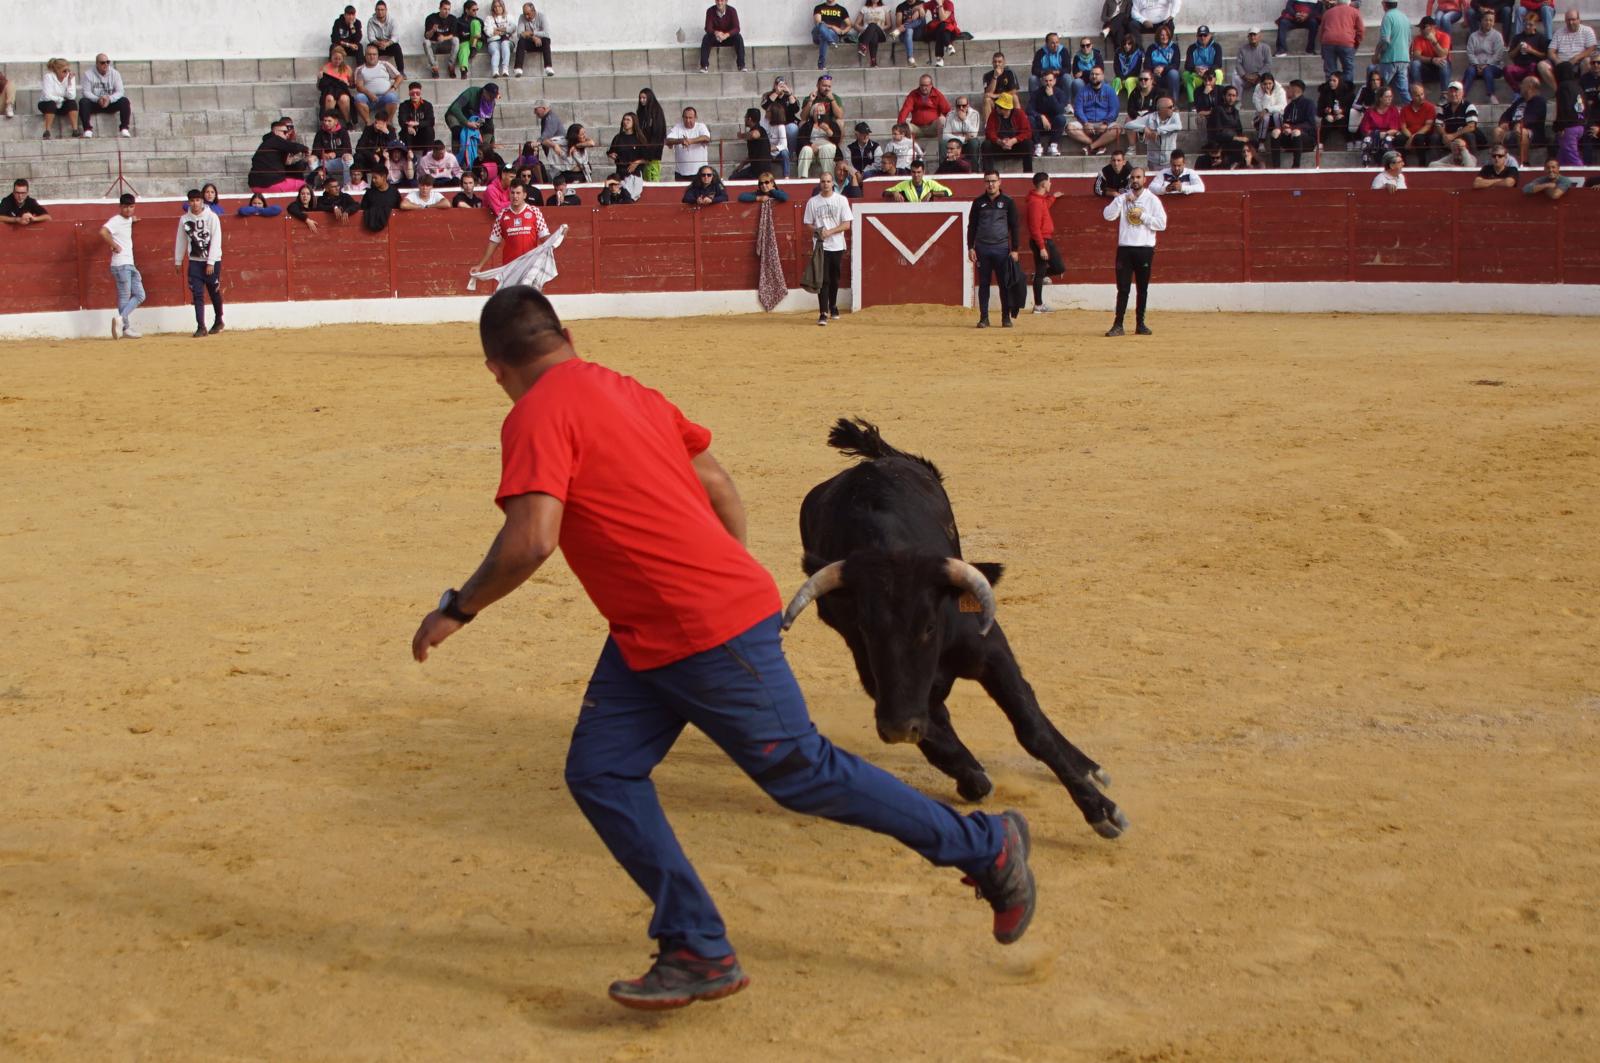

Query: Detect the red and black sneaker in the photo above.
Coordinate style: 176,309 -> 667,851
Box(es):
607,948 -> 750,1011
961,810 -> 1036,945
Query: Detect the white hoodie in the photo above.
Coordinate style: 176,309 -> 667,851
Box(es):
175,209 -> 223,265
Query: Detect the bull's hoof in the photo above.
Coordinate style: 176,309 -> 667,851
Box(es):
956,773 -> 993,803
1090,768 -> 1112,789
1089,806 -> 1129,839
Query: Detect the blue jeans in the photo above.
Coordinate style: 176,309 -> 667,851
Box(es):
900,16 -> 926,57
1377,60 -> 1410,98
1435,10 -> 1464,37
563,615 -> 1005,959
1515,5 -> 1554,36
1462,62 -> 1502,97
1321,43 -> 1356,81
110,264 -> 145,325
1410,58 -> 1449,88
812,23 -> 841,69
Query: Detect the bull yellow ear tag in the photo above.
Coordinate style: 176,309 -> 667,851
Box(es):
958,593 -> 983,613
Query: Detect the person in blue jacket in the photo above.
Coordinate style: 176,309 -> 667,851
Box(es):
683,166 -> 729,205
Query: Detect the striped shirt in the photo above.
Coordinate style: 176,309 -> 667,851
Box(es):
1549,25 -> 1597,63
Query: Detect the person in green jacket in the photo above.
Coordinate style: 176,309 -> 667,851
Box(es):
1372,0 -> 1413,98
446,81 -> 499,155
453,0 -> 487,77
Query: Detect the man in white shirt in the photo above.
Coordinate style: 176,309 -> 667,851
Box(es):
1152,150 -> 1205,194
1120,95 -> 1181,169
174,188 -> 224,338
1540,10 -> 1597,87
1101,166 -> 1167,337
942,96 -> 983,163
1371,150 -> 1407,191
401,173 -> 452,209
353,44 -> 403,125
100,193 -> 144,338
801,170 -> 853,326
79,54 -> 133,138
666,106 -> 713,181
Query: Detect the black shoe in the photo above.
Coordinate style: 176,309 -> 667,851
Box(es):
208,320 -> 225,335
976,317 -> 990,328
192,327 -> 207,338
1001,315 -> 1014,328
1104,324 -> 1125,337
608,948 -> 750,1010
961,810 -> 1036,944
1135,323 -> 1152,335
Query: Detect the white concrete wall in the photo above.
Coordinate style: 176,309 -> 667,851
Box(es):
0,0 -> 1368,64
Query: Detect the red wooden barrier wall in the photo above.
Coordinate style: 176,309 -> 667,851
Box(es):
5,186 -> 1598,319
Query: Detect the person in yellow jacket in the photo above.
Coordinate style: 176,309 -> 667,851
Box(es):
883,159 -> 954,200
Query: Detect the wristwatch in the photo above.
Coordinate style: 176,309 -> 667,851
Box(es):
438,588 -> 477,624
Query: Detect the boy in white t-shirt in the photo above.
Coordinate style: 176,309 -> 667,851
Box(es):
665,106 -> 713,180
100,193 -> 144,338
401,174 -> 451,209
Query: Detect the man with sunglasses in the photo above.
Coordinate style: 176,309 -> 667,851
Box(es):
79,54 -> 133,138
1473,146 -> 1520,185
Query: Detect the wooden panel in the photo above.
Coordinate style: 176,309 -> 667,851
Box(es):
1455,195 -> 1560,284
1349,191 -> 1455,280
286,216 -> 391,301
1245,190 -> 1351,281
1558,195 -> 1600,285
0,223 -> 83,312
592,204 -> 697,293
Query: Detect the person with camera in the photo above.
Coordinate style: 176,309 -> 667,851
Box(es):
1101,165 -> 1166,337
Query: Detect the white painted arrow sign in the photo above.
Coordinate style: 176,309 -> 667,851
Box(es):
866,215 -> 959,266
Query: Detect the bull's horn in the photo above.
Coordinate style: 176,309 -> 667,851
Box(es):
781,561 -> 846,630
945,558 -> 997,636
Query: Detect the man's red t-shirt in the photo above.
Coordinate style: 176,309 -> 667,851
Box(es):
1401,100 -> 1438,134
496,358 -> 781,669
490,204 -> 550,262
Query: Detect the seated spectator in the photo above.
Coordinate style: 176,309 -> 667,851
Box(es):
1523,155 -> 1581,194
1073,36 -> 1106,86
1194,140 -> 1229,169
530,99 -> 564,161
445,81 -> 498,156
737,172 -> 788,202
812,2 -> 852,71
80,54 -> 133,139
666,106 -> 713,181
541,174 -> 578,205
452,1 -> 487,78
38,58 -> 80,139
1400,82 -> 1442,164
1504,21 -> 1548,89
891,0 -> 929,68
0,178 -> 51,225
1068,67 -> 1122,155
1540,10 -> 1596,89
236,191 -> 282,217
683,166 -> 729,204
1372,149 -> 1407,188
353,43 -> 404,125
1275,79 -> 1317,166
1495,76 -> 1547,162
935,136 -> 973,173
401,173 -> 450,209
366,2 -> 406,73
919,0 -> 961,67
729,107 -> 777,179
598,174 -> 636,204
452,171 -> 484,206
882,121 -> 922,166
1121,94 -> 1180,169
1253,71 -> 1288,141
514,3 -> 555,76
1153,150 -> 1206,193
1438,80 -> 1484,155
801,74 -> 846,126
1431,0 -> 1468,38
333,5 -> 364,56
1095,147 -> 1134,194
1236,27 -> 1274,93
418,140 -> 464,185
312,112 -> 355,187
384,142 -> 416,187
1236,139 -> 1271,167
701,1 -> 748,73
1032,31 -> 1068,90
1122,71 -> 1157,147
319,175 -> 358,217
983,53 -> 1022,122
1276,0 -> 1322,56
899,74 -> 951,147
1319,0 -> 1364,84
484,0 -> 515,78
1029,70 -> 1072,157
984,93 -> 1034,169
1184,26 -> 1223,102
361,170 -> 401,230
1112,37 -> 1145,97
0,66 -> 15,119
1125,0 -> 1179,41
1473,145 -> 1520,183
762,77 -> 802,164
885,158 -> 952,200
854,1 -> 891,68
796,102 -> 842,178
829,155 -> 864,197
248,116 -> 310,193
1319,72 -> 1356,148
288,184 -> 330,230
609,113 -> 650,180
346,167 -> 371,196
354,114 -> 395,170
941,95 -> 982,163
1358,86 -> 1405,163
1430,135 -> 1480,163
1143,26 -> 1182,102
318,44 -> 357,125
1207,85 -> 1251,164
424,0 -> 463,79
864,148 -> 905,177
397,83 -> 436,149
1411,17 -> 1454,88
1192,69 -> 1221,115
1464,11 -> 1507,101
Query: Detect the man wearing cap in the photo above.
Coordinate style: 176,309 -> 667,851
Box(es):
1375,0 -> 1413,98
1410,17 -> 1454,90
1101,165 -> 1166,337
1275,0 -> 1323,58
1236,27 -> 1274,93
1371,149 -> 1407,189
1400,82 -> 1441,164
1276,78 -> 1317,166
1438,80 -> 1484,155
1319,0 -> 1365,83
1184,26 -> 1223,102
445,81 -> 499,157
984,92 -> 1035,170
848,122 -> 882,174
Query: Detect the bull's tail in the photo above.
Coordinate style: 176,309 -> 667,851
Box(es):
827,417 -> 944,481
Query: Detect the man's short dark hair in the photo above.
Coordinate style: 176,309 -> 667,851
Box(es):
480,285 -> 566,367
1289,79 -> 1306,90
431,140 -> 445,150
119,192 -> 136,205
1170,150 -> 1186,163
409,80 -> 423,90
344,4 -> 356,13
1032,171 -> 1049,186
982,168 -> 1000,178
418,173 -> 435,185
14,179 -> 28,190
911,159 -> 925,169
508,178 -> 527,192
186,189 -> 203,200
1110,147 -> 1125,156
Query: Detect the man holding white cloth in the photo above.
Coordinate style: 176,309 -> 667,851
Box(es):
1101,166 -> 1166,337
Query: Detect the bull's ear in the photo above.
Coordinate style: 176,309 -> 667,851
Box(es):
802,551 -> 832,576
972,562 -> 1004,588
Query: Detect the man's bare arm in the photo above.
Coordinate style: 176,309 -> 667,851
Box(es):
692,449 -> 748,544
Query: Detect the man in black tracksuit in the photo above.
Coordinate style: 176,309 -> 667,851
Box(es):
967,169 -> 1020,328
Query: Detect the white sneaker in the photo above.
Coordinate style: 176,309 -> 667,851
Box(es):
513,67 -> 523,76
1034,144 -> 1043,157
120,128 -> 131,138
934,57 -> 944,67
544,66 -> 555,76
907,56 -> 917,66
1032,305 -> 1052,314
699,66 -> 710,74
122,327 -> 142,338
110,314 -> 120,339
1047,144 -> 1060,156
83,129 -> 94,138
3,105 -> 13,118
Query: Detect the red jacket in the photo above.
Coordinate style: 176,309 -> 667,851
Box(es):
898,86 -> 952,127
985,107 -> 1033,143
1024,190 -> 1055,246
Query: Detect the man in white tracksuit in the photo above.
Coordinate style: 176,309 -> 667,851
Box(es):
1101,166 -> 1167,337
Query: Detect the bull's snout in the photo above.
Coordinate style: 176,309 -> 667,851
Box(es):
876,718 -> 926,745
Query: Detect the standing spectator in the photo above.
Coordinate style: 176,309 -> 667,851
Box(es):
484,0 -> 516,78
248,117 -> 309,193
471,180 -> 549,272
236,192 -> 282,218
1027,71 -> 1071,157
1495,75 -> 1547,162
1319,71 -> 1356,147
174,189 -> 224,338
366,2 -> 406,73
796,101 -> 841,177
514,3 -> 555,77
398,83 -> 437,149
453,170 -> 484,207
1359,86 -> 1406,161
1023,172 -> 1062,313
1101,166 -> 1166,336
666,106 -> 713,181
1438,80 -> 1484,153
1032,32 -> 1068,91
445,81 -> 499,157
319,175 -> 359,218
79,55 -> 132,139
402,172 -> 452,209
683,166 -> 729,205
982,53 -> 1021,123
1145,26 -> 1182,102
1430,135 -> 1480,163
1235,27 -> 1274,94
598,175 -> 636,204
1152,150 -> 1205,193
984,93 -> 1034,171
361,169 -> 403,230
885,159 -> 953,200
318,44 -> 356,126
1375,0 -> 1413,98
1371,148 -> 1408,188
637,89 -> 669,182
730,108 -> 776,179
738,172 -> 787,202
967,169 -> 1020,329
701,1 -> 748,73
1320,0 -> 1365,82
1552,60 -> 1588,161
1069,66 -> 1123,155
1273,78 -> 1317,165
425,0 -> 463,79
0,178 -> 51,224
1411,17 -> 1455,89
101,193 -> 143,339
855,0 -> 892,68
1400,82 -> 1442,164
1207,85 -> 1251,163
313,111 -> 355,187
803,170 -> 852,324
333,6 -> 364,55
1541,10 -> 1597,88
38,58 -> 80,139
942,95 -> 982,163
0,67 -> 15,119
1504,19 -> 1549,87
1523,155 -> 1580,194
898,74 -> 952,148
1184,26 -> 1223,102
418,140 -> 465,185
1465,12 -> 1508,100
480,165 -> 512,214
813,2 -> 853,71
936,136 -> 973,173
609,113 -> 649,181
1121,94 -> 1181,169
1253,71 -> 1288,141
1095,147 -> 1134,194
1277,0 -> 1323,57
353,44 -> 403,126
1474,144 -> 1520,182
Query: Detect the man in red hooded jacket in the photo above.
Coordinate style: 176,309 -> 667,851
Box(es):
1024,171 -> 1063,313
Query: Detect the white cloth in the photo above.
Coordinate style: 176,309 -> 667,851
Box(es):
668,121 -> 712,173
1102,187 -> 1166,247
468,223 -> 568,292
1371,171 -> 1407,190
103,215 -> 134,268
803,191 -> 853,252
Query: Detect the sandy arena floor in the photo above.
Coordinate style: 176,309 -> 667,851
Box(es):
1,307 -> 1597,1062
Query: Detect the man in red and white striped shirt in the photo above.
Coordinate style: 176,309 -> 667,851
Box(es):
472,180 -> 549,273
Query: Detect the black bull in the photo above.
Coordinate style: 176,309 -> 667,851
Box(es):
782,418 -> 1128,840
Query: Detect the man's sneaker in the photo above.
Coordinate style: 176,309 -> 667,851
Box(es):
976,317 -> 990,328
829,310 -> 841,321
120,128 -> 132,138
513,67 -> 524,76
818,315 -> 829,326
1135,323 -> 1153,335
193,327 -> 207,338
1032,305 -> 1051,314
1274,50 -> 1289,57
935,56 -> 945,67
544,66 -> 555,76
907,56 -> 917,67
208,320 -> 225,335
608,949 -> 749,1010
1105,324 -> 1125,337
1001,315 -> 1014,328
83,129 -> 95,138
121,327 -> 142,338
110,314 -> 121,340
1033,144 -> 1043,157
961,810 -> 1036,944
699,66 -> 710,73
1047,144 -> 1060,155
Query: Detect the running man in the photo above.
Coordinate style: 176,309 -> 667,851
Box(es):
1101,165 -> 1167,337
101,192 -> 145,339
470,178 -> 549,274
411,287 -> 1037,1011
